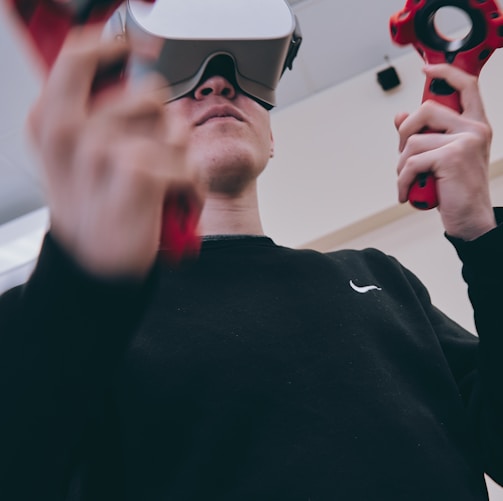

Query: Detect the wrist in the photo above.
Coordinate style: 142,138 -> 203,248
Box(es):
443,209 -> 497,242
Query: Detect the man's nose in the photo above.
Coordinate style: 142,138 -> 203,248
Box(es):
193,75 -> 237,100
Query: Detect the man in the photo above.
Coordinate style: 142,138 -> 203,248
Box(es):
0,23 -> 502,501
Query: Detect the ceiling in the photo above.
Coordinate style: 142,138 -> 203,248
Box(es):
0,0 -> 472,226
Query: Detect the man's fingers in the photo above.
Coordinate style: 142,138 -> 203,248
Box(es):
396,132 -> 452,176
394,112 -> 409,133
93,75 -> 171,141
396,148 -> 443,203
46,24 -> 131,110
396,134 -> 454,203
396,101 -> 459,152
422,64 -> 487,122
396,65 -> 490,153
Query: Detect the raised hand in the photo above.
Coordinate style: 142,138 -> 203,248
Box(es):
28,24 -> 204,278
395,64 -> 496,241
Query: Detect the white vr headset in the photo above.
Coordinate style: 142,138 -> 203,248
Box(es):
109,0 -> 302,108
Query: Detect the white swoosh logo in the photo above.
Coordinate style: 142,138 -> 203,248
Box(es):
349,280 -> 382,294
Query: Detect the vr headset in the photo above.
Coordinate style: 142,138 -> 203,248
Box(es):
110,0 -> 302,108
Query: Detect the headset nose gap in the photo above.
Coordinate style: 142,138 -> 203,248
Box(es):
194,75 -> 237,100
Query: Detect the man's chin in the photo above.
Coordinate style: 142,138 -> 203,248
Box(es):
204,162 -> 261,197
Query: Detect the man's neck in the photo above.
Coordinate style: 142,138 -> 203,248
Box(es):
199,183 -> 264,237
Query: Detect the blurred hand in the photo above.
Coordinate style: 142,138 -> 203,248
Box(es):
395,64 -> 496,241
28,24 -> 204,278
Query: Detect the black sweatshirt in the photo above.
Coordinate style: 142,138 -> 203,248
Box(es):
1,218 -> 503,501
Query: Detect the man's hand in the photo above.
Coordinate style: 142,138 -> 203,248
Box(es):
28,25 -> 204,278
395,64 -> 496,241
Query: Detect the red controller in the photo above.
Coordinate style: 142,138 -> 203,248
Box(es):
390,0 -> 503,210
6,0 -> 201,264
6,0 -> 127,69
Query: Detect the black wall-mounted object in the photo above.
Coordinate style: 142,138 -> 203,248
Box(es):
377,65 -> 401,90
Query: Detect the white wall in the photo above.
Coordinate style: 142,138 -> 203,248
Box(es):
0,208 -> 47,292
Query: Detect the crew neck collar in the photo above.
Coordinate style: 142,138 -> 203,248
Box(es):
202,234 -> 268,242
200,235 -> 276,249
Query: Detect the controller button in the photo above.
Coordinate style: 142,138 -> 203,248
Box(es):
429,78 -> 456,96
479,48 -> 491,60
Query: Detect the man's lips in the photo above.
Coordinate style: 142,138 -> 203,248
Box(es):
196,105 -> 244,126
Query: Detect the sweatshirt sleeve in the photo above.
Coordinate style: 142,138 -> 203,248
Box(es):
444,208 -> 503,485
0,233 -> 157,500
